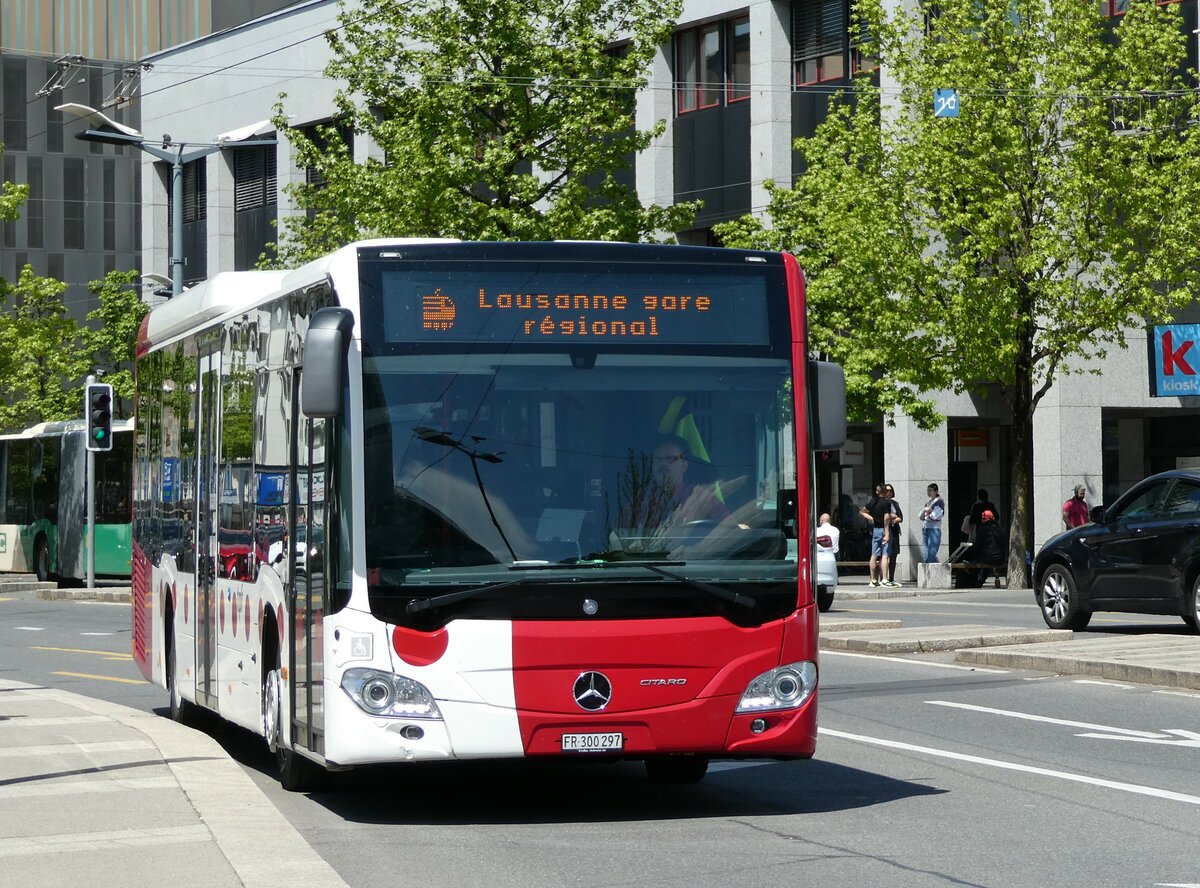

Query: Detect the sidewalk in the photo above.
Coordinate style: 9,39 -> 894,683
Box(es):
0,679 -> 349,888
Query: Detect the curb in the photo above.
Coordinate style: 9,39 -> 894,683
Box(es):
819,624 -> 1073,654
8,681 -> 349,888
956,636 -> 1200,690
37,588 -> 132,603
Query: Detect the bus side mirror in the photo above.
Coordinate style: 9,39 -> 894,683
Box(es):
808,359 -> 846,451
302,307 -> 355,418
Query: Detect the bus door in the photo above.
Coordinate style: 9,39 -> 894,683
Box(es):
289,368 -> 326,756
196,350 -> 221,708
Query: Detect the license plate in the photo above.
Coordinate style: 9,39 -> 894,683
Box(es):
562,732 -> 623,753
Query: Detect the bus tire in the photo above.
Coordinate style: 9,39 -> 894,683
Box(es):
263,656 -> 322,793
33,535 -> 51,583
166,621 -> 198,726
644,756 -> 709,784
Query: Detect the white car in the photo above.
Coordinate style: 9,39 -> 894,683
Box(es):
815,531 -> 839,612
787,534 -> 839,612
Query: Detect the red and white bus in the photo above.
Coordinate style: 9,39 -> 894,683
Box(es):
131,240 -> 844,790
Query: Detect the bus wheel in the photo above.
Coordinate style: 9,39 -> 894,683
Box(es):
263,662 -> 322,793
33,536 -> 51,583
167,626 -> 197,725
644,756 -> 709,784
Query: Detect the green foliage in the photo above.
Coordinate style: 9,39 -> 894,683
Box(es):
718,0 -> 1200,427
83,270 -> 150,417
0,143 -> 29,224
271,0 -> 696,263
0,266 -> 89,430
717,0 -> 1200,582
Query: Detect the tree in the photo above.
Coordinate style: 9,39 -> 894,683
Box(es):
82,270 -> 149,418
0,266 -> 89,430
0,143 -> 28,224
716,0 -> 1200,586
272,0 -> 695,263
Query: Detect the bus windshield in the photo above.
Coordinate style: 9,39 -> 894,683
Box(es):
361,351 -> 797,621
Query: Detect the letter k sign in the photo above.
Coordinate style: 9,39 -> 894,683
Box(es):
1162,329 -> 1196,376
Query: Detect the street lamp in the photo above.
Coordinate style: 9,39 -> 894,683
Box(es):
56,102 -> 274,297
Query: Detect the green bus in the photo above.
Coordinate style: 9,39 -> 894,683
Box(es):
0,418 -> 132,582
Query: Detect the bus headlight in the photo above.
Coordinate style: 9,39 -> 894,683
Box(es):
735,661 -> 817,713
341,668 -> 442,719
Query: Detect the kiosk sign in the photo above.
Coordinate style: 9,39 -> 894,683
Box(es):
1152,325 -> 1200,396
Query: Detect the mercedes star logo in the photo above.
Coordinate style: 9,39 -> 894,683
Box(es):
572,671 -> 612,712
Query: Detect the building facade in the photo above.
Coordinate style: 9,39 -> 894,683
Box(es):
0,0 -> 305,322
128,0 -> 1200,572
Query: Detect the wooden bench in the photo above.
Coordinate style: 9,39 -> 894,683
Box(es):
949,562 -> 1007,588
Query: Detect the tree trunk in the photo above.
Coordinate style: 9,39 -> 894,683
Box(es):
1007,333 -> 1035,589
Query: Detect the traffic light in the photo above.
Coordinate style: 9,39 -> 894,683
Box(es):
86,383 -> 113,452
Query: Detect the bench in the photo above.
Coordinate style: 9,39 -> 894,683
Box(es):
949,562 -> 1007,588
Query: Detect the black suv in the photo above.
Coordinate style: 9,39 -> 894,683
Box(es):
1033,470 -> 1200,633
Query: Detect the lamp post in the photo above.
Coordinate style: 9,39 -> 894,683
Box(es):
56,103 -> 274,296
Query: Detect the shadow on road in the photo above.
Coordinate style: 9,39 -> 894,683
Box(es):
166,706 -> 945,824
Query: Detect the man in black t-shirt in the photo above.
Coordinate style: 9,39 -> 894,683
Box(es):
860,483 -> 895,588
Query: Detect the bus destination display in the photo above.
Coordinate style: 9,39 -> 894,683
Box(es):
380,269 -> 771,345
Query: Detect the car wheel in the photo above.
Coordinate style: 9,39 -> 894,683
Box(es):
644,756 -> 709,784
1184,576 -> 1200,634
817,585 -> 835,612
1037,563 -> 1091,630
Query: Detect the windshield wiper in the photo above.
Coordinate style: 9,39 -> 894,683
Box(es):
510,559 -> 757,610
406,576 -> 536,616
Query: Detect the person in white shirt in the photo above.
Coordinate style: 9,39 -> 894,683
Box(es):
919,483 -> 945,563
817,513 -> 840,554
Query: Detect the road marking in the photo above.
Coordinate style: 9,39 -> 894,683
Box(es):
79,632 -> 114,636
1076,729 -> 1200,748
33,645 -> 129,658
1073,680 -> 1133,690
13,626 -> 45,631
51,671 -> 144,685
1155,690 -> 1200,701
925,700 -> 1166,738
819,727 -> 1200,807
822,650 -> 1009,673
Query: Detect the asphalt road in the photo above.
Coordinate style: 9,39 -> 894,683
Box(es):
3,589 -> 1198,887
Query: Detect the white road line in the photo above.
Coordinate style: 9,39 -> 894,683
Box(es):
1155,690 -> 1200,701
822,650 -> 1009,673
925,700 -> 1166,738
1074,680 -> 1134,689
79,632 -> 114,636
13,627 -> 45,631
819,727 -> 1200,807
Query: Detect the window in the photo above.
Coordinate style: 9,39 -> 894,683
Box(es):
63,158 -> 86,251
234,146 -> 278,212
45,77 -> 63,153
794,0 -> 848,86
1161,482 -> 1200,517
103,159 -> 115,252
301,122 -> 352,189
27,157 -> 42,249
675,15 -> 750,114
1115,482 -> 1168,521
3,60 -> 27,150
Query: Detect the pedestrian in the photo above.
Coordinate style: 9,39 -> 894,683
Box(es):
969,488 -> 999,534
816,511 -> 840,555
859,483 -> 893,588
919,483 -> 945,563
972,509 -> 1005,587
884,483 -> 903,586
1062,484 -> 1090,530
